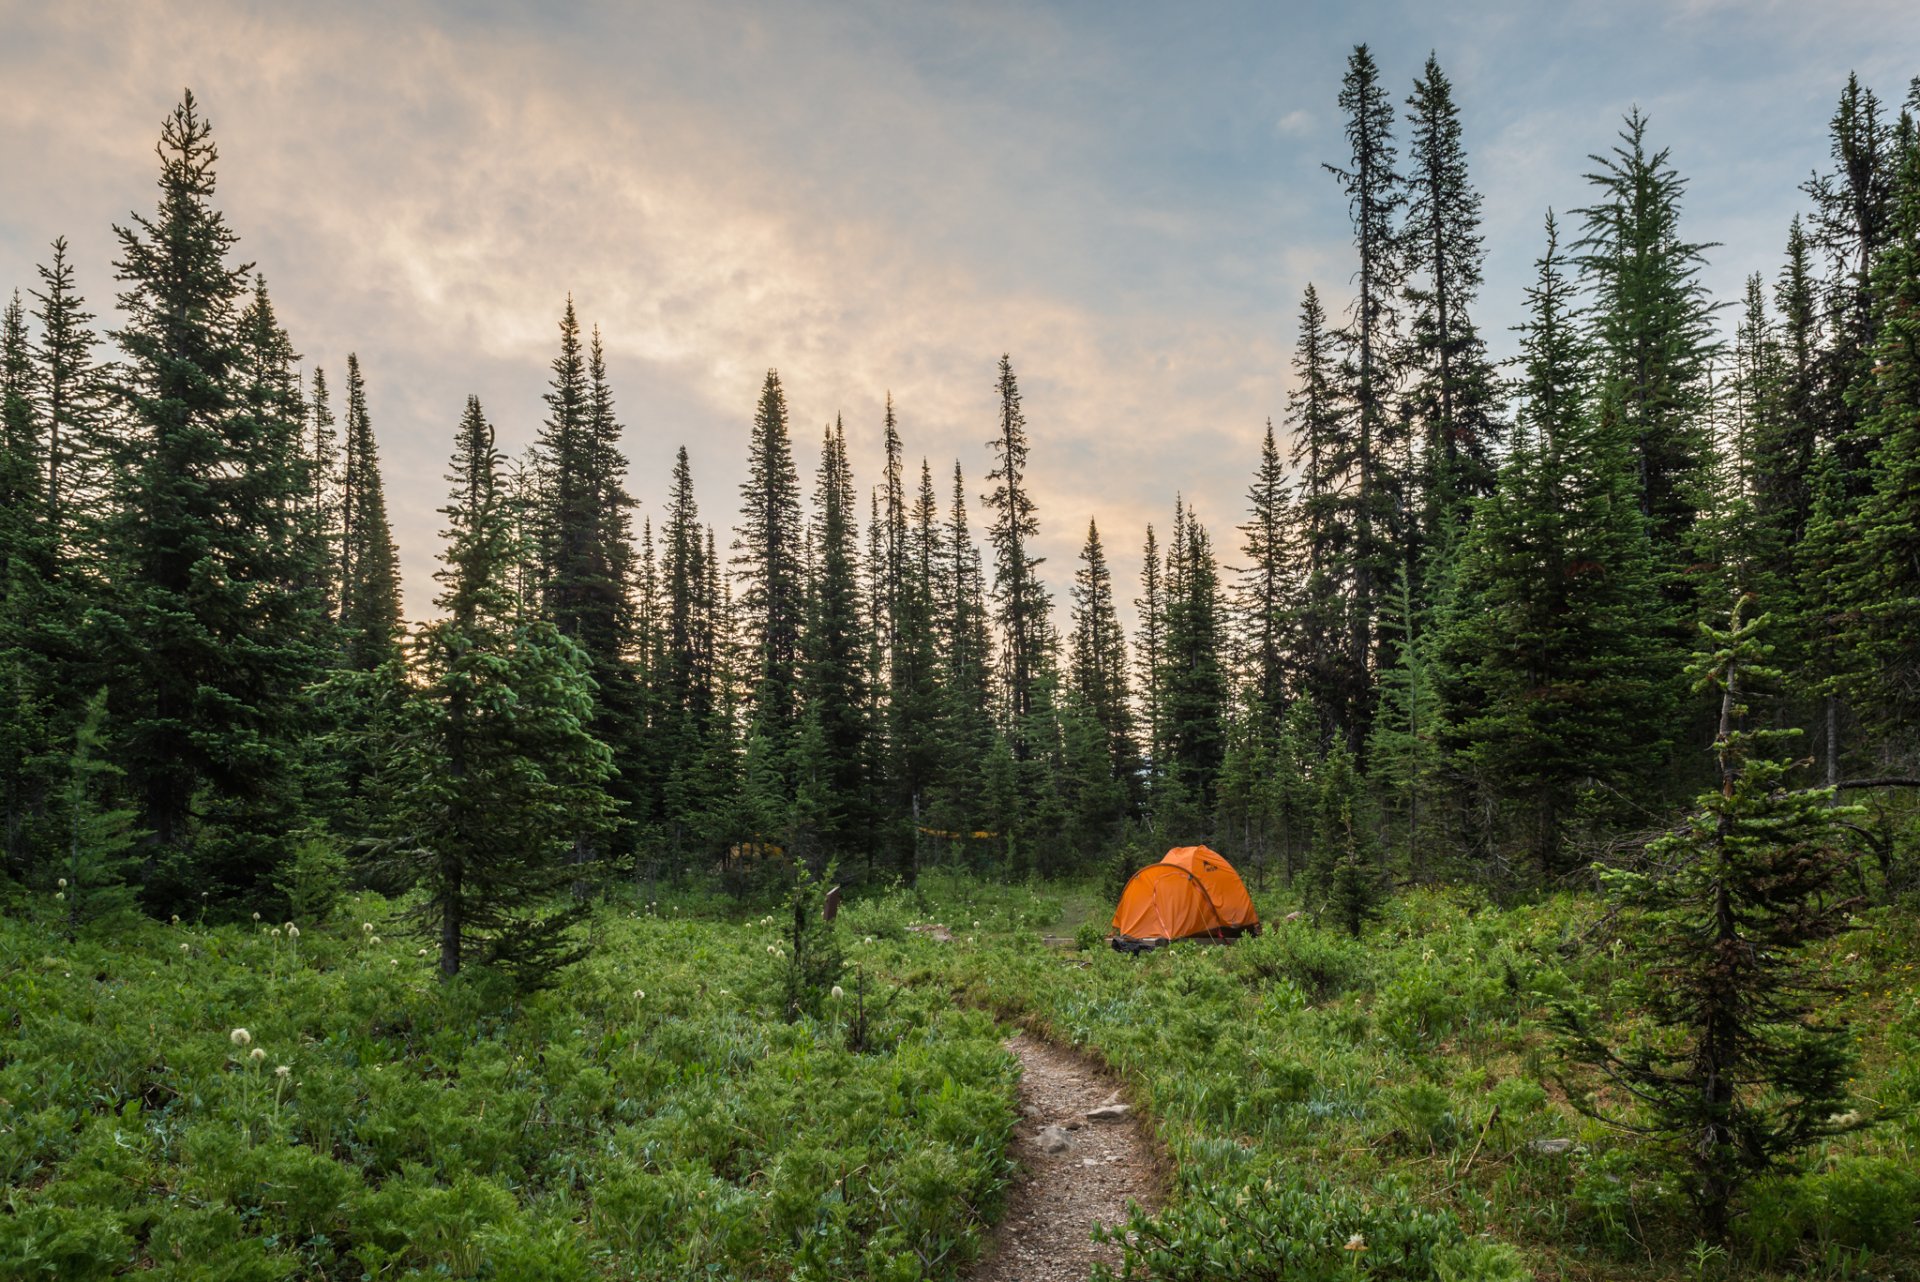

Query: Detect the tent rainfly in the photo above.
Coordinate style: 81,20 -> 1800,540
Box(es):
1109,846 -> 1260,953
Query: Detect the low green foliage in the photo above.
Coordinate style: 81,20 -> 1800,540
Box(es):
0,888 -> 1015,1280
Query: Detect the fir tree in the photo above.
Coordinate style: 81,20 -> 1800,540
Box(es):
1560,599 -> 1867,1241
31,238 -> 107,557
384,395 -> 615,985
933,460 -> 994,837
1367,563 -> 1443,879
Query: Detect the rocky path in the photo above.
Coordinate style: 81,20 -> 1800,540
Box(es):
971,1032 -> 1162,1282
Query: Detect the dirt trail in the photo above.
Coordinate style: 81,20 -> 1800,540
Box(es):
970,1032 -> 1163,1282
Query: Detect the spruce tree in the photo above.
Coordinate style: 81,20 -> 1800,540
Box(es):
799,419 -> 870,864
1159,502 -> 1228,830
1311,739 -> 1382,936
1574,110 -> 1720,606
1134,523 -> 1167,791
1366,563 -> 1443,879
932,461 -> 994,842
384,395 -> 615,985
1443,215 -> 1669,876
1560,599 -> 1867,1241
1068,517 -> 1140,803
983,354 -> 1051,737
107,92 -> 318,901
1839,113 -> 1920,735
1325,43 -> 1405,744
1286,285 -> 1352,746
336,352 -> 402,670
734,370 -> 805,774
1237,420 -> 1298,729
31,238 -> 107,558
1402,54 -> 1502,554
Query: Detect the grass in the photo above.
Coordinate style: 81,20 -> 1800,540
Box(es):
0,887 -> 1015,1280
3,870 -> 1916,1281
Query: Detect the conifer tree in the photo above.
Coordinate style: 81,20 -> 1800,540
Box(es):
0,292 -> 50,879
1402,54 -> 1502,552
1237,420 -> 1297,729
933,461 -> 994,840
1286,285 -> 1353,745
1134,523 -> 1167,789
1839,113 -> 1920,734
1367,563 -> 1444,879
337,352 -> 402,670
1325,43 -> 1405,742
1069,517 -> 1140,801
1443,215 -> 1668,875
1159,502 -> 1228,828
1575,110 -> 1720,605
107,92 -> 318,900
1560,599 -> 1867,1241
31,238 -> 107,557
384,395 -> 615,985
735,370 -> 805,773
799,419 -> 870,863
983,355 -> 1051,738
1311,739 -> 1382,936
306,366 -> 341,621
887,452 -> 943,865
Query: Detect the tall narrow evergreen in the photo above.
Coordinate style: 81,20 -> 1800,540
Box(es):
799,419 -> 870,862
306,366 -> 342,622
983,354 -> 1050,736
337,352 -> 402,670
1402,53 -> 1501,549
1238,420 -> 1297,728
734,370 -> 805,767
1159,503 -> 1228,826
1575,109 -> 1719,598
1325,43 -> 1405,743
31,238 -> 106,554
1068,518 -> 1139,797
1134,523 -> 1166,785
1287,285 -> 1353,746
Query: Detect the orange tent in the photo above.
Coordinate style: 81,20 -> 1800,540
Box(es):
1110,846 -> 1261,951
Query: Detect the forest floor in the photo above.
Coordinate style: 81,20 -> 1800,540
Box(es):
969,1031 -> 1162,1282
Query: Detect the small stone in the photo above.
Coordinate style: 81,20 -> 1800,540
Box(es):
1035,1125 -> 1071,1154
1086,1103 -> 1132,1121
1082,1157 -> 1099,1166
1529,1138 -> 1577,1156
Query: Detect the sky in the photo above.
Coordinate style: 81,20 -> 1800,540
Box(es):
2,0 -> 1916,627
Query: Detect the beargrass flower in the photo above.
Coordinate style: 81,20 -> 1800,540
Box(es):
831,985 -> 844,1000
362,922 -> 374,934
179,943 -> 189,953
275,1064 -> 291,1079
54,891 -> 64,901
633,989 -> 645,1000
230,1028 -> 252,1047
57,878 -> 67,889
249,1048 -> 266,1065
1345,1234 -> 1368,1253
285,924 -> 299,939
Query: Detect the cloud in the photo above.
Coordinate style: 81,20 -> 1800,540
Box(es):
1273,109 -> 1315,138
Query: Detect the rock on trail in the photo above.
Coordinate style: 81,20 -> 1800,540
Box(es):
970,1032 -> 1162,1282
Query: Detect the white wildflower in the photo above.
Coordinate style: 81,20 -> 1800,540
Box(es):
633,989 -> 645,1001
57,878 -> 68,889
275,1064 -> 291,1079
285,924 -> 299,939
230,1028 -> 252,1047
248,1047 -> 266,1065
830,985 -> 844,1000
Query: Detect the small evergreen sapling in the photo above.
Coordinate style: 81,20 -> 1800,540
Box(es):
1559,597 -> 1869,1241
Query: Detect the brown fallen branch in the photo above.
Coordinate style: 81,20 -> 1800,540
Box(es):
1834,777 -> 1920,790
